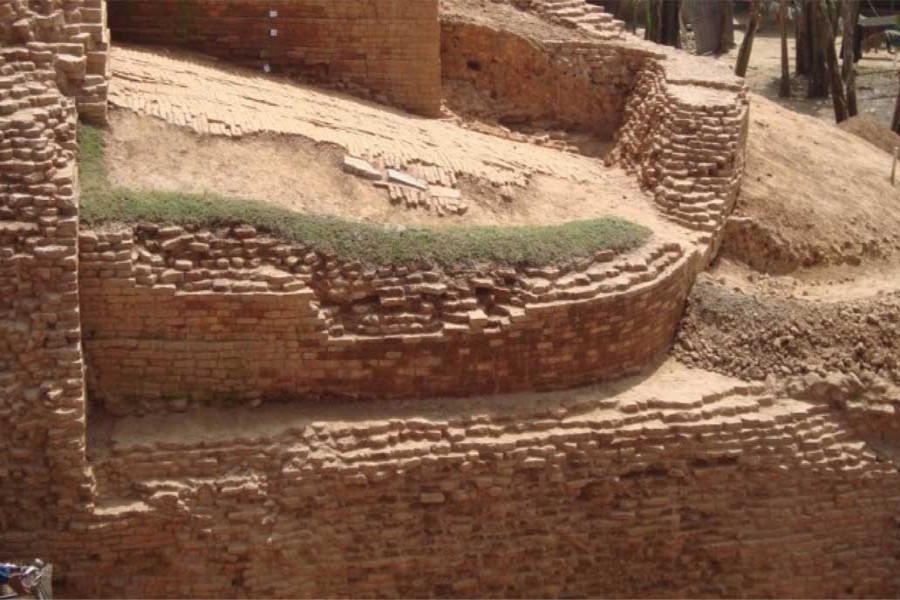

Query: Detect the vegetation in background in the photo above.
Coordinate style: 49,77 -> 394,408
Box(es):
78,125 -> 650,267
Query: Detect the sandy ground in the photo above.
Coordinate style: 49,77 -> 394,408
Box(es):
839,113 -> 900,155
736,93 -> 900,265
682,26 -> 900,389
712,256 -> 900,301
717,26 -> 899,128
104,89 -> 684,242
674,271 -> 900,385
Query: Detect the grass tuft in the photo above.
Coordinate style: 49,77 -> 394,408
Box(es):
78,124 -> 650,267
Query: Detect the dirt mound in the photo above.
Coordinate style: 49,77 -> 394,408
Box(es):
673,275 -> 900,385
724,94 -> 900,273
839,113 -> 900,156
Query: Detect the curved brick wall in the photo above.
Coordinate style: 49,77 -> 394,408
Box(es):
76,8 -> 750,415
107,0 -> 442,116
5,377 -> 900,597
609,61 -> 749,249
79,225 -> 698,414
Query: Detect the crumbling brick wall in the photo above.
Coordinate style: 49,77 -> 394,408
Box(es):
5,379 -> 900,598
78,227 -> 698,414
107,0 -> 441,116
441,20 -> 642,137
0,0 -> 107,530
608,61 -> 749,257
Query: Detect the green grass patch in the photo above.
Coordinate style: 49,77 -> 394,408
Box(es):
78,124 -> 650,267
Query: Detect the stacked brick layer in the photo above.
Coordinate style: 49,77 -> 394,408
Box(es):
0,3 -> 97,530
107,0 -> 441,116
1,0 -> 110,122
78,223 -> 696,414
609,63 -> 749,250
5,376 -> 900,597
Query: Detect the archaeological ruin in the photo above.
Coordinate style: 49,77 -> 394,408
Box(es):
2,0 -> 900,597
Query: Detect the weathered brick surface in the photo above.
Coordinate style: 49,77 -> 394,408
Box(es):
0,2 -> 99,531
5,379 -> 900,597
608,62 -> 749,255
107,0 -> 441,116
441,21 -> 643,137
78,224 -> 698,414
0,0 -> 110,122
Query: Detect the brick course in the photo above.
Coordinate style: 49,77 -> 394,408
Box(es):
5,377 -> 900,597
78,225 -> 698,414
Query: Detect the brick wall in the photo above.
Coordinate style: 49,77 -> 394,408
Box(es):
1,0 -> 111,123
441,20 -> 643,137
107,0 -> 441,116
4,378 -> 900,597
0,0 -> 102,531
78,225 -> 699,414
607,59 -> 749,257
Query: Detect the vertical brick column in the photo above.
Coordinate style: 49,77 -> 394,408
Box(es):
0,10 -> 93,529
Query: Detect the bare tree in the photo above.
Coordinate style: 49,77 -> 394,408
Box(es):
779,0 -> 791,96
840,0 -> 859,116
820,0 -> 848,121
808,0 -> 829,97
720,1 -> 735,52
796,0 -> 828,96
692,0 -> 734,54
893,72 -> 900,134
646,0 -> 681,47
796,0 -> 811,74
735,0 -> 762,77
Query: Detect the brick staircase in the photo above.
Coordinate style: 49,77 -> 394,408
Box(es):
530,0 -> 626,40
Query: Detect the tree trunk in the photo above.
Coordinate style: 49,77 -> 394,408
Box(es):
735,0 -> 761,77
720,0 -> 735,52
645,0 -> 681,47
780,0 -> 791,97
841,0 -> 859,116
808,0 -> 829,98
828,0 -> 839,38
692,0 -> 734,54
821,0 -> 848,121
893,73 -> 900,134
796,0 -> 811,74
645,0 -> 657,41
632,0 -> 639,34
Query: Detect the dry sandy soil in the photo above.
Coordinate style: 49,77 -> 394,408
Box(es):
666,18 -> 900,392
728,93 -> 900,272
718,27 -> 899,128
104,108 -> 681,240
840,113 -> 900,155
674,48 -> 900,394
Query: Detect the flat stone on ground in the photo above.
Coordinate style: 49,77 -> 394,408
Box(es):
387,168 -> 428,191
343,155 -> 382,180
